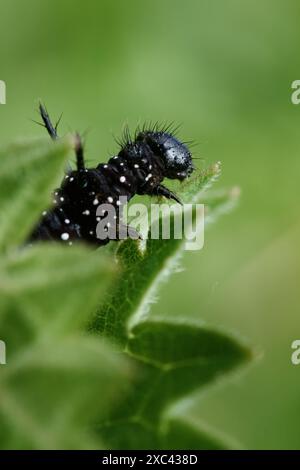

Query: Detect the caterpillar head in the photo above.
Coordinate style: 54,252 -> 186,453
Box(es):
138,131 -> 194,180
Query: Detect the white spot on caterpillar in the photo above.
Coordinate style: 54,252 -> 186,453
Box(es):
107,196 -> 113,203
65,219 -> 70,224
104,164 -> 108,168
61,233 -> 69,241
42,211 -> 47,216
120,176 -> 126,183
82,210 -> 90,215
93,198 -> 99,205
60,197 -> 64,202
70,177 -> 74,182
116,200 -> 121,206
89,231 -> 94,235
134,164 -> 139,168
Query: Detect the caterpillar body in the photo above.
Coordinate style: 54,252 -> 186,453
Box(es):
29,105 -> 194,246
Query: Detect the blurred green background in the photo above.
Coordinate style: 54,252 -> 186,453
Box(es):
1,0 -> 300,449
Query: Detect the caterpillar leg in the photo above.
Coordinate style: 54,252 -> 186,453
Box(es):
154,184 -> 182,205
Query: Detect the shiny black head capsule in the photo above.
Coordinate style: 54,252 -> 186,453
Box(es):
137,131 -> 194,180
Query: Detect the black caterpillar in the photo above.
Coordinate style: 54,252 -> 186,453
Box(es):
29,105 -> 194,247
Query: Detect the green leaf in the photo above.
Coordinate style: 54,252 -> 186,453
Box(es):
0,136 -> 250,451
90,163 -> 251,449
0,336 -> 129,449
0,244 -> 130,449
90,162 -> 238,343
160,415 -> 241,450
203,186 -> 241,226
179,163 -> 222,203
0,137 -> 73,252
0,244 -> 117,340
96,318 -> 251,449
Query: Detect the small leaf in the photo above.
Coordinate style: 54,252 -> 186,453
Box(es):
160,415 -> 240,450
179,163 -> 222,203
90,163 -> 236,343
0,336 -> 129,449
0,244 -> 130,449
0,137 -> 73,252
0,245 -> 116,341
95,318 -> 251,449
203,187 -> 241,226
126,318 -> 251,421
